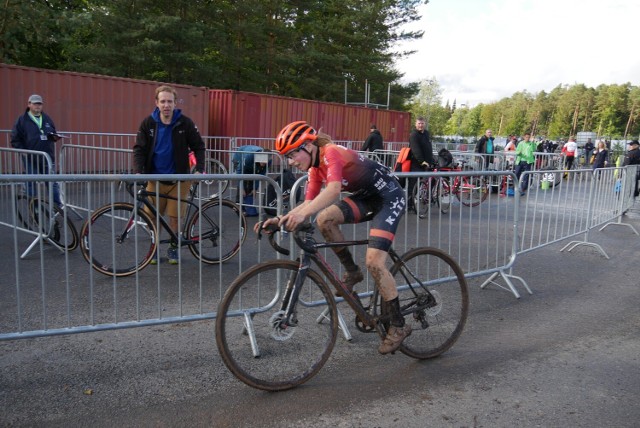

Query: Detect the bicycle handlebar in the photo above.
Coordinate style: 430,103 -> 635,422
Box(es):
257,222 -> 317,256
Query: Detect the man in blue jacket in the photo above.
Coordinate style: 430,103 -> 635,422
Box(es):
11,94 -> 62,205
133,85 -> 205,264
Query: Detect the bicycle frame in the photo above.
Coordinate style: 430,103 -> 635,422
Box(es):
126,182 -> 206,247
274,230 -> 435,335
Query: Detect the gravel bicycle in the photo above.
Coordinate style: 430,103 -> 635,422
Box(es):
15,192 -> 78,251
412,162 -> 489,217
80,180 -> 246,276
215,223 -> 469,391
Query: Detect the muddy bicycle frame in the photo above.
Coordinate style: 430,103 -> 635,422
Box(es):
257,225 -> 439,348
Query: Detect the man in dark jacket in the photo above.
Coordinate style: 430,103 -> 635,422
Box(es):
11,94 -> 62,205
133,85 -> 205,264
362,125 -> 383,152
406,116 -> 436,212
622,140 -> 640,197
475,129 -> 495,170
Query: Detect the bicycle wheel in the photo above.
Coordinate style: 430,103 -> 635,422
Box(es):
80,203 -> 156,276
373,247 -> 468,360
216,260 -> 338,391
456,176 -> 488,207
30,198 -> 79,251
15,194 -> 34,231
412,179 -> 431,218
201,158 -> 229,199
438,178 -> 451,214
186,198 -> 247,263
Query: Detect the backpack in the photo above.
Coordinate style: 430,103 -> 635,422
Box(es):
437,148 -> 454,168
394,147 -> 412,172
263,169 -> 302,217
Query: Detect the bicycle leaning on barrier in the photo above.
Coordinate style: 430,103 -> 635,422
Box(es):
14,187 -> 78,252
215,222 -> 469,391
79,180 -> 247,276
412,160 -> 489,218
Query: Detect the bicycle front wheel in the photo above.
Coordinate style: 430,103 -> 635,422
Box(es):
412,179 -> 431,218
202,158 -> 229,199
374,247 -> 468,360
438,179 -> 451,214
186,199 -> 246,263
80,203 -> 156,276
30,198 -> 79,251
216,260 -> 338,391
456,176 -> 488,207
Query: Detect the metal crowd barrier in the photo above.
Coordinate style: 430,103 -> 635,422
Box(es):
0,174 -> 284,340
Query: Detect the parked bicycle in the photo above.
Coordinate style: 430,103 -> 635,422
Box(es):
80,180 -> 246,277
15,190 -> 78,251
189,150 -> 229,200
215,223 -> 469,391
412,161 -> 489,217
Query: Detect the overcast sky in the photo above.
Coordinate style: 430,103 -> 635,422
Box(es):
395,0 -> 640,107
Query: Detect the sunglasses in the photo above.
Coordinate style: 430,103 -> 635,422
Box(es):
286,144 -> 307,159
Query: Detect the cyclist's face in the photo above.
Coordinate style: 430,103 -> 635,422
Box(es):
156,91 -> 176,121
287,144 -> 312,171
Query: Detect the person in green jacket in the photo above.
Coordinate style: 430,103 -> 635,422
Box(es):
514,132 -> 537,195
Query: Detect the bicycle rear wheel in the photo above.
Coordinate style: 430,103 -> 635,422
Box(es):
186,199 -> 246,263
374,247 -> 468,359
80,203 -> 156,276
30,198 -> 79,251
456,176 -> 488,207
216,260 -> 338,391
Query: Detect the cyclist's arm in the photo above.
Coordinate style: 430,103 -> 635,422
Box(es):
278,181 -> 341,231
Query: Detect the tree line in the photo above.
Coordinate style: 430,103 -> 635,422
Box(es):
409,79 -> 640,142
3,1 -> 638,142
1,0 -> 426,110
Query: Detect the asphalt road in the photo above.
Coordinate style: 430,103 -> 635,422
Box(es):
1,213 -> 640,427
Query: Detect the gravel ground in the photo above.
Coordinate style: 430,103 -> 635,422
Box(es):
1,215 -> 639,427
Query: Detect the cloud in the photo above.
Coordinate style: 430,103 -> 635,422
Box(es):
396,0 -> 640,106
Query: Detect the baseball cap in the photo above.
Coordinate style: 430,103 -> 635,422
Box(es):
28,94 -> 43,104
370,124 -> 377,130
629,140 -> 639,146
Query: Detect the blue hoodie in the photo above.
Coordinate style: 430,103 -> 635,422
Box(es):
150,107 -> 182,174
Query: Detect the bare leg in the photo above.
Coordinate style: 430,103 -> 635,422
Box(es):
366,248 -> 397,301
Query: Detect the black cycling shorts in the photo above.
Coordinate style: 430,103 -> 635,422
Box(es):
335,176 -> 406,252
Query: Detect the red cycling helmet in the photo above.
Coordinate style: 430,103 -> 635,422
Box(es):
275,121 -> 317,156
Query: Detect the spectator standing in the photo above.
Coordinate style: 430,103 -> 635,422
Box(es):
10,94 -> 63,205
561,137 -> 578,172
362,125 -> 383,152
514,132 -> 537,195
407,116 -> 436,213
584,138 -> 595,165
133,85 -> 205,264
475,129 -> 495,170
622,140 -> 640,197
592,140 -> 608,170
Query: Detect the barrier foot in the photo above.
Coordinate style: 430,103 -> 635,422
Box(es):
560,240 -> 609,259
319,306 -> 352,342
479,270 -> 532,299
599,221 -> 639,235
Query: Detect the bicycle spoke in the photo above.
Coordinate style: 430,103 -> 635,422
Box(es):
216,261 -> 338,391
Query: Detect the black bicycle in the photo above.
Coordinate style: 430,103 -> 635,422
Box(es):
216,223 -> 469,391
80,181 -> 247,276
15,192 -> 78,251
